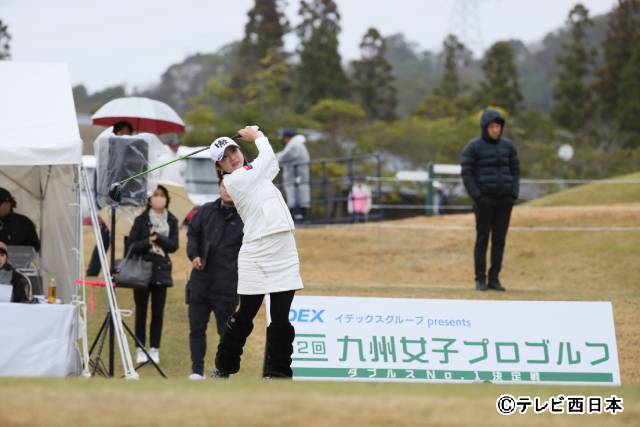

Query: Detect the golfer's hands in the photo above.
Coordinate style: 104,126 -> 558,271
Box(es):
192,257 -> 203,270
238,126 -> 263,142
149,233 -> 158,244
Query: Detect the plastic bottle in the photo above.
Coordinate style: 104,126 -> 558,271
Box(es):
47,277 -> 57,304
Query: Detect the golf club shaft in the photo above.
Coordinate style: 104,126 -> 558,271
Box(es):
118,146 -> 209,185
118,133 -> 241,185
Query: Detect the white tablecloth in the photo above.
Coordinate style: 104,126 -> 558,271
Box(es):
0,303 -> 81,377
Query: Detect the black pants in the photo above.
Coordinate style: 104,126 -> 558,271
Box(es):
86,224 -> 110,276
215,290 -> 296,377
290,207 -> 308,222
473,201 -> 513,282
133,286 -> 167,348
235,291 -> 295,324
189,299 -> 237,375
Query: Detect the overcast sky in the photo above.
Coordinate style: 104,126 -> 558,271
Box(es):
3,0 -> 617,92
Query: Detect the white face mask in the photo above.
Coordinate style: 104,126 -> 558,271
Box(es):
150,196 -> 167,210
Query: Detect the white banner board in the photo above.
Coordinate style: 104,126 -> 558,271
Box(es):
289,296 -> 620,385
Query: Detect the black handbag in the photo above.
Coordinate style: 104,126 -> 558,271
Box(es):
114,247 -> 152,290
152,258 -> 173,287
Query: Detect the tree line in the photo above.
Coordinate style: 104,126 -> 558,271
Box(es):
2,1 -> 638,178
178,0 -> 639,177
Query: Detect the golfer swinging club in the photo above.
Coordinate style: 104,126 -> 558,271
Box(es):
210,125 -> 304,378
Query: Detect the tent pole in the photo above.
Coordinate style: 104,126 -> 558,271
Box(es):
80,167 -> 138,379
76,165 -> 91,377
109,206 -> 116,376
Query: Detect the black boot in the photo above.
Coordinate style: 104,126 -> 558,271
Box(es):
212,369 -> 230,379
214,314 -> 254,376
264,322 -> 295,378
476,278 -> 488,291
488,278 -> 506,292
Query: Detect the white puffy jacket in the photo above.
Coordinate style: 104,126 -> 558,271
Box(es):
223,136 -> 295,242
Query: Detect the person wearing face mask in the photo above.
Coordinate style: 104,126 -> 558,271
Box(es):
127,185 -> 179,365
185,180 -> 244,380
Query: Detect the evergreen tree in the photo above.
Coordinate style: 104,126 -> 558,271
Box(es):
309,98 -> 365,156
552,4 -> 596,131
0,19 -> 11,60
232,0 -> 289,90
243,48 -> 292,117
295,0 -> 349,111
593,0 -> 640,119
615,43 -> 640,140
350,28 -> 397,120
476,41 -> 523,113
434,34 -> 467,98
181,105 -> 218,147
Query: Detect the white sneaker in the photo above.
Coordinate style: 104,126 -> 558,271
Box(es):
136,348 -> 148,364
149,347 -> 160,364
188,373 -> 206,381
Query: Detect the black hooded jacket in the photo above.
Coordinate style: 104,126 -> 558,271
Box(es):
460,109 -> 520,201
186,199 -> 243,304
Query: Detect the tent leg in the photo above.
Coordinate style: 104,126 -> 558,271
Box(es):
121,321 -> 167,378
109,206 -> 116,377
81,166 -> 138,379
89,313 -> 109,355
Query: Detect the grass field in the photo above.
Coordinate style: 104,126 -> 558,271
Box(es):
0,378 -> 637,426
527,172 -> 640,207
1,178 -> 639,426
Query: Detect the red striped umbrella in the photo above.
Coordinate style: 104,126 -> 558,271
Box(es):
92,96 -> 185,135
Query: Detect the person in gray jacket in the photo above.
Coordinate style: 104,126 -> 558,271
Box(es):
276,130 -> 311,222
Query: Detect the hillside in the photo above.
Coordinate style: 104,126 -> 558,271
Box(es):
528,172 -> 640,207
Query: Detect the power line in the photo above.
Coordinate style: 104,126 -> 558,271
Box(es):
448,0 -> 498,55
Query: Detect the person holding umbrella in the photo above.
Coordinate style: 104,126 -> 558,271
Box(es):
113,121 -> 134,136
210,126 -> 304,379
86,120 -> 134,276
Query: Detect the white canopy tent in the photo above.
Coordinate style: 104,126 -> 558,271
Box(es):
0,61 -> 83,304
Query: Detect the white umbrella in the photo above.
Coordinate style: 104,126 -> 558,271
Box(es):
92,96 -> 185,135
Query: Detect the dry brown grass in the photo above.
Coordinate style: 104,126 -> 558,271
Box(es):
0,204 -> 638,426
0,379 -> 638,427
79,205 -> 640,384
291,207 -> 640,384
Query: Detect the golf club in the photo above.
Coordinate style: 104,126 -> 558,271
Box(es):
108,132 -> 246,202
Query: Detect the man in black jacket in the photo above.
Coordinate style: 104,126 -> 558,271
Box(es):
0,188 -> 40,252
461,109 -> 520,292
186,182 -> 243,379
